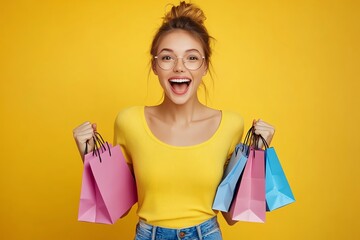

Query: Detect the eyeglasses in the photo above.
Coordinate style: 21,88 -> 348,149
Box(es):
154,51 -> 205,70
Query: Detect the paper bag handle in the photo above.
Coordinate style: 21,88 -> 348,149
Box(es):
84,132 -> 111,163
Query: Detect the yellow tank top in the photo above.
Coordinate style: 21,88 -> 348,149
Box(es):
113,106 -> 243,228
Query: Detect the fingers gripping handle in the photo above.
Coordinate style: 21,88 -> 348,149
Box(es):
84,132 -> 111,163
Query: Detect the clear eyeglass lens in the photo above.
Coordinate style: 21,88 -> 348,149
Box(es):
156,52 -> 204,70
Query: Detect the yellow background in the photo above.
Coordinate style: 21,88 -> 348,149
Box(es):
1,0 -> 359,239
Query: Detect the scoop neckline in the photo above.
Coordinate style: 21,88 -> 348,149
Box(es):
141,106 -> 224,149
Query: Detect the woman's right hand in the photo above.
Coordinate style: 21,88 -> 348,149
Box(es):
73,121 -> 97,161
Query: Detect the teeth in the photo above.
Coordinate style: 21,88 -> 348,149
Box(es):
169,78 -> 191,83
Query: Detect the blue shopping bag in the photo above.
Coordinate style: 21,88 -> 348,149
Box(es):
265,147 -> 295,211
212,143 -> 248,212
212,127 -> 253,212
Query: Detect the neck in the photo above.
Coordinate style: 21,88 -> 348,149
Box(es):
158,96 -> 204,125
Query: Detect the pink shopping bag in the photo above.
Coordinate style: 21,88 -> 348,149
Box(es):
78,135 -> 137,224
229,146 -> 266,223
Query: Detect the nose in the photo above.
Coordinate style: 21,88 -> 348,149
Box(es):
173,57 -> 185,72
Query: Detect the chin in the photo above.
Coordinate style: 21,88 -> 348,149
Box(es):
169,98 -> 190,106
165,93 -> 191,105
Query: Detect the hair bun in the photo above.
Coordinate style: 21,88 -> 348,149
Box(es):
163,1 -> 206,25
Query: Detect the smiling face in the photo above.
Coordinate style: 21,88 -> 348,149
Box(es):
152,29 -> 208,105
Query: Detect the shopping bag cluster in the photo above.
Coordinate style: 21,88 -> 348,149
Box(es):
212,127 -> 295,223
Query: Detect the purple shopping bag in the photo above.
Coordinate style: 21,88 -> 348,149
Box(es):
78,134 -> 137,224
229,146 -> 266,223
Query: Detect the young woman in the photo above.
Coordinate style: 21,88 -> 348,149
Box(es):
73,2 -> 275,239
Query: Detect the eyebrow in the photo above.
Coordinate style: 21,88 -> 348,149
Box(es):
158,48 -> 202,54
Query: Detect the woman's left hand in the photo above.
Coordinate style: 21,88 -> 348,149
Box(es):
253,119 -> 275,148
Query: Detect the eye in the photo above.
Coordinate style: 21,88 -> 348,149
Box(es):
160,54 -> 174,61
186,54 -> 200,61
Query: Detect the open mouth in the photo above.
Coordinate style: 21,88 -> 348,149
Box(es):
169,78 -> 191,95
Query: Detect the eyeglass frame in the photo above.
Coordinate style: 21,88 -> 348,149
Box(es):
153,51 -> 206,71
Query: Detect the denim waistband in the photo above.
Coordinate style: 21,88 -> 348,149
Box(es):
136,217 -> 221,240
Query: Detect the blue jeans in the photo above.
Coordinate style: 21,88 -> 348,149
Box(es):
135,217 -> 222,240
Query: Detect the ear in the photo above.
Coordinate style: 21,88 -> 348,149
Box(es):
202,63 -> 208,76
203,69 -> 208,76
152,60 -> 158,75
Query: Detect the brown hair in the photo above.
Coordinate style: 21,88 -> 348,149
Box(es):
150,1 -> 213,70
